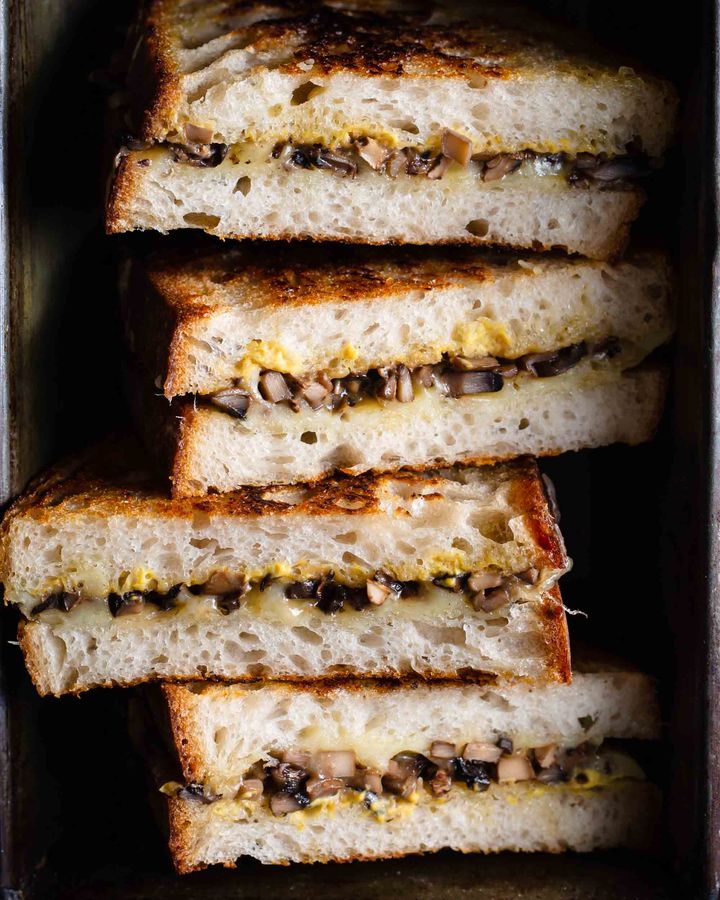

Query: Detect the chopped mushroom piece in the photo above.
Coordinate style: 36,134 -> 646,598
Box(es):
427,155 -> 452,180
351,768 -> 383,795
517,567 -> 540,584
497,754 -> 535,783
209,387 -> 251,418
534,744 -> 558,769
449,355 -> 499,371
259,371 -> 292,402
467,572 -> 503,593
414,365 -> 435,387
441,129 -> 472,166
438,369 -> 503,397
482,155 -> 522,182
396,365 -> 415,402
238,778 -> 264,800
200,570 -> 249,596
430,740 -> 457,759
314,750 -> 356,779
305,777 -> 345,800
463,742 -> 502,764
302,381 -> 330,409
366,579 -> 392,605
270,791 -> 309,816
475,586 -> 511,613
354,136 -> 390,170
430,769 -> 453,796
282,749 -> 313,768
185,123 -> 214,144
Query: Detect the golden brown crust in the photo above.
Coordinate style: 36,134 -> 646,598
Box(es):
127,0 -> 672,146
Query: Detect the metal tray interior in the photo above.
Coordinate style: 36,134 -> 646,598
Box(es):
0,1 -> 716,897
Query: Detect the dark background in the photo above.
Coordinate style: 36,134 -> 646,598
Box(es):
0,0 -> 716,897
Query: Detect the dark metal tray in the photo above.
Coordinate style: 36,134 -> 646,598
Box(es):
0,1 -> 716,897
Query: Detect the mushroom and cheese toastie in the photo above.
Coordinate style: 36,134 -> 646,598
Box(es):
138,661 -> 660,872
0,440 -> 570,696
123,245 -> 672,496
106,0 -> 676,258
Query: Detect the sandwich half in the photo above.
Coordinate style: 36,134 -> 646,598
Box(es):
106,0 -> 676,257
123,245 -> 673,495
0,441 -> 570,695
144,661 -> 661,871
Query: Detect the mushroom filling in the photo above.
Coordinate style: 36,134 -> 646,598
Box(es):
163,740 -> 647,816
207,338 -> 621,420
269,136 -> 656,186
28,568 -> 541,620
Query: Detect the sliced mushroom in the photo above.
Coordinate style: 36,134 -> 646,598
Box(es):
209,388 -> 251,419
31,591 -> 82,615
497,753 -> 535,783
463,741 -> 502,764
313,750 -> 356,779
177,783 -> 220,804
108,591 -> 144,617
520,342 -> 586,377
536,764 -> 567,784
481,154 -> 522,182
396,365 -> 414,402
449,355 -> 500,371
216,592 -> 245,615
305,776 -> 345,800
438,369 -> 503,398
497,362 -> 519,378
584,156 -> 653,182
313,147 -> 358,178
375,367 -> 398,401
354,136 -> 390,170
259,370 -> 292,403
441,129 -> 472,166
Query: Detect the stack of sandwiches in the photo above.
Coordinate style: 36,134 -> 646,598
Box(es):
0,0 -> 675,877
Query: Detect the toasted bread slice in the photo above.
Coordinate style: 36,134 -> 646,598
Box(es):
106,144 -> 644,257
166,779 -> 660,871
123,245 -> 673,399
1,444 -> 570,694
147,669 -> 660,871
163,669 -> 660,790
127,1 -> 676,157
140,363 -> 666,495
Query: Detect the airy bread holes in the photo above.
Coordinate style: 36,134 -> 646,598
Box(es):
183,213 -> 221,228
291,81 -> 324,105
466,219 -> 490,237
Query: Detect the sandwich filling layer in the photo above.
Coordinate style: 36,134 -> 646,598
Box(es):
131,130 -> 655,191
161,739 -> 647,824
205,338 -> 625,420
27,568 -> 548,625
